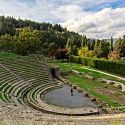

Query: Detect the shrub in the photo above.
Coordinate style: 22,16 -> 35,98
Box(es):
55,48 -> 68,60
69,56 -> 125,76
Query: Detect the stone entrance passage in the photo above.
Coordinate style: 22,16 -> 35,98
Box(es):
45,85 -> 98,108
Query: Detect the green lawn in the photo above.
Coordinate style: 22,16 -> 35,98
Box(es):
48,60 -> 125,84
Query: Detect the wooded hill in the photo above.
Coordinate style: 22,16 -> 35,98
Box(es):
0,15 -> 125,59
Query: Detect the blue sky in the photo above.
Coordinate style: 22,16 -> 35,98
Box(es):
0,0 -> 125,39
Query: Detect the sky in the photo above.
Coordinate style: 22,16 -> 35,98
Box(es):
0,0 -> 125,39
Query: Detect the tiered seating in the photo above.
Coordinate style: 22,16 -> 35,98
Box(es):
0,54 -> 98,116
0,55 -> 62,112
27,82 -> 62,113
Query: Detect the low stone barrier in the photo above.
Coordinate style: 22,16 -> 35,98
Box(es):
84,75 -> 95,80
72,85 -> 77,89
71,70 -> 95,80
114,83 -> 122,89
90,98 -> 96,102
99,78 -> 125,92
71,70 -> 80,75
99,79 -> 115,85
77,87 -> 83,93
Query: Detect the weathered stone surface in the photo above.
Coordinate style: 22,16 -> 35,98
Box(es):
117,83 -> 125,92
114,83 -> 121,89
72,85 -> 77,89
98,104 -> 103,108
91,98 -> 96,102
99,78 -> 125,92
78,88 -> 83,93
1,104 -> 125,125
99,78 -> 107,83
84,75 -> 94,80
84,93 -> 89,97
71,70 -> 80,75
106,80 -> 115,85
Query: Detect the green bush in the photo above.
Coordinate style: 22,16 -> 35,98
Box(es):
69,56 -> 125,76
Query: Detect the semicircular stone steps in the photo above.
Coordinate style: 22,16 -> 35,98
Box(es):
27,83 -> 99,116
0,54 -> 99,117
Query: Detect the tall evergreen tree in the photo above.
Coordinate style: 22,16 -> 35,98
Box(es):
94,39 -> 109,58
114,36 -> 125,57
110,37 -> 113,51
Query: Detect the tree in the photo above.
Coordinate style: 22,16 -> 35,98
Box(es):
0,34 -> 13,52
81,36 -> 88,47
72,45 -> 77,56
110,37 -> 113,51
94,39 -> 109,58
0,16 -> 16,36
53,24 -> 64,32
88,39 -> 95,50
114,36 -> 125,57
78,46 -> 96,57
108,51 -> 120,60
13,27 -> 41,55
66,37 -> 74,55
55,48 -> 68,61
48,42 -> 57,60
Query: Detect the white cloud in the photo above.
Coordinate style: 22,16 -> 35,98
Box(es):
0,0 -> 36,19
61,8 -> 125,39
0,0 -> 57,22
0,0 -> 125,39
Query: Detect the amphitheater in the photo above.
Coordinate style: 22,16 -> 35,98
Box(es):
0,55 -> 125,125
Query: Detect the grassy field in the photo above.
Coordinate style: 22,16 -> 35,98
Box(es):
49,60 -> 125,84
49,60 -> 125,111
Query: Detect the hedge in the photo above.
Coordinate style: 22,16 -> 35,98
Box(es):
69,56 -> 125,76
